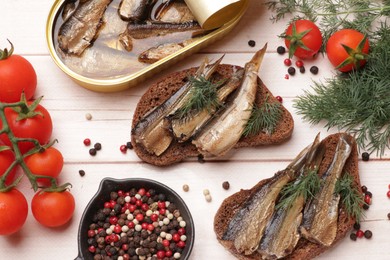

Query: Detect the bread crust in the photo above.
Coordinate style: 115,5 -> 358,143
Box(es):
214,133 -> 360,259
131,64 -> 294,166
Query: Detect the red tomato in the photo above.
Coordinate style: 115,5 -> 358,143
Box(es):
0,189 -> 28,235
31,190 -> 75,227
285,20 -> 323,59
326,29 -> 370,72
0,149 -> 17,185
0,102 -> 53,154
0,42 -> 37,103
25,147 -> 64,186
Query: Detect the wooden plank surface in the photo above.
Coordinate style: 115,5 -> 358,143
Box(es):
1,0 -> 390,259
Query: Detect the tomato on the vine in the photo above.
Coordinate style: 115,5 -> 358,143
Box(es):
25,147 -> 64,186
0,188 -> 28,235
0,40 -> 37,103
326,29 -> 370,72
284,19 -> 323,59
0,149 -> 17,185
0,101 -> 53,154
31,190 -> 75,227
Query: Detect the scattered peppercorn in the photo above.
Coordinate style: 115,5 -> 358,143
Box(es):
287,67 -> 296,75
299,66 -> 306,73
94,143 -> 102,151
276,96 -> 283,103
362,152 -> 370,161
361,185 -> 368,193
295,60 -> 304,68
353,222 -> 360,230
84,138 -> 91,146
363,204 -> 369,210
366,191 -> 373,198
182,184 -> 189,192
284,74 -> 289,79
89,148 -> 97,156
85,113 -> 93,120
387,190 -> 390,198
222,181 -> 230,190
276,46 -> 286,54
364,230 -> 372,239
197,154 -> 205,163
248,40 -> 256,47
356,229 -> 364,238
203,189 -> 210,196
310,66 -> 319,75
284,58 -> 292,66
120,145 -> 127,153
205,194 -> 212,202
350,233 -> 357,241
79,170 -> 86,177
387,213 -> 390,219
126,142 -> 133,150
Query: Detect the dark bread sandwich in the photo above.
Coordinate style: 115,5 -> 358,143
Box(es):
131,46 -> 294,166
214,133 -> 361,259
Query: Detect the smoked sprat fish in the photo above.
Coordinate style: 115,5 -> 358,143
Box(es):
132,56 -> 223,156
192,44 -> 267,157
118,0 -> 149,21
300,134 -> 353,247
58,0 -> 113,56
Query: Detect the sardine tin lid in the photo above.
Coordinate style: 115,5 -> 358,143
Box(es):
46,0 -> 249,93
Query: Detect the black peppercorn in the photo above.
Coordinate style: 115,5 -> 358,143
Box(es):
361,185 -> 368,193
276,46 -> 286,54
287,67 -> 296,75
126,141 -> 133,149
248,40 -> 256,47
366,191 -> 373,198
310,66 -> 319,74
299,66 -> 306,73
387,213 -> 390,219
89,148 -> 97,156
362,152 -> 370,161
350,233 -> 357,241
363,203 -> 369,210
222,181 -> 230,190
353,222 -> 360,230
94,142 -> 102,150
197,154 -> 205,163
79,169 -> 86,176
364,230 -> 373,239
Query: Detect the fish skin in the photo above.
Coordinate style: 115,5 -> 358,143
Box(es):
131,56 -> 223,156
168,66 -> 245,142
58,0 -> 113,56
124,21 -> 201,39
192,44 -> 267,157
222,136 -> 318,255
119,0 -> 149,21
61,0 -> 77,21
258,135 -> 325,259
156,1 -> 196,23
300,134 -> 353,247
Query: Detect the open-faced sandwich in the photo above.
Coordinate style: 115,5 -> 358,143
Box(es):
214,133 -> 363,259
131,44 -> 294,166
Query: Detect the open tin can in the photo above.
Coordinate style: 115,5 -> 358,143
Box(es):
46,0 -> 249,92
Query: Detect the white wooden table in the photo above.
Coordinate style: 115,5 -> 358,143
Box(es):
1,0 -> 389,259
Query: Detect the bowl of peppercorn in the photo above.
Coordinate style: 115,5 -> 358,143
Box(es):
75,177 -> 195,260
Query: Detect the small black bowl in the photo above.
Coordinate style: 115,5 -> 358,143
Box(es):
75,177 -> 195,260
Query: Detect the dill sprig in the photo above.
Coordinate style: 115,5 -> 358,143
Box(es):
276,168 -> 321,210
294,24 -> 390,155
265,0 -> 390,48
335,173 -> 364,222
174,76 -> 223,120
243,95 -> 283,137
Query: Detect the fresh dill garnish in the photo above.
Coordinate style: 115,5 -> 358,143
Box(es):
265,0 -> 390,49
174,76 -> 223,120
276,168 -> 321,210
243,95 -> 283,137
294,25 -> 390,155
335,173 -> 364,222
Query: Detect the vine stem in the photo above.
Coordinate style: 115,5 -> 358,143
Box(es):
0,100 -> 57,192
314,6 -> 390,17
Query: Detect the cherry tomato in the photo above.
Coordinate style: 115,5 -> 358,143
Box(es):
31,190 -> 75,227
0,188 -> 28,235
0,102 -> 53,154
25,147 -> 64,186
0,149 -> 17,185
326,29 -> 370,72
285,20 -> 322,59
0,41 -> 37,103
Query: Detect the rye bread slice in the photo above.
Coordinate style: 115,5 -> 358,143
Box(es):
131,64 -> 294,166
214,133 -> 361,259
